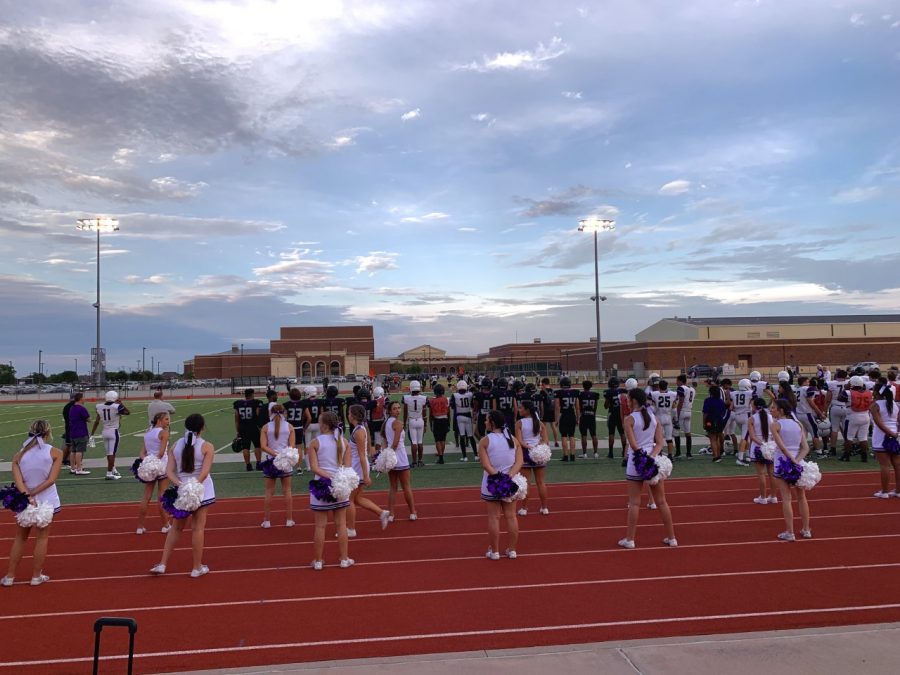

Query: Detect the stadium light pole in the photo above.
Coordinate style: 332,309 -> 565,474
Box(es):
142,346 -> 147,374
577,217 -> 615,380
240,343 -> 244,380
76,217 -> 120,388
38,349 -> 42,382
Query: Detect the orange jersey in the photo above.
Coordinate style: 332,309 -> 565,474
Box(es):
429,396 -> 450,417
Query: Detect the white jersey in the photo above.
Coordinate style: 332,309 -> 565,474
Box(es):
96,402 -> 126,430
827,379 -> 848,408
750,381 -> 768,399
730,389 -> 752,416
650,391 -> 677,419
796,386 -> 817,415
404,394 -> 428,421
452,392 -> 474,416
677,385 -> 695,416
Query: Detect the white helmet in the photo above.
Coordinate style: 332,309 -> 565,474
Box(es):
456,380 -> 468,390
373,386 -> 385,398
850,375 -> 864,388
106,390 -> 119,401
738,379 -> 752,391
625,378 -> 638,391
777,370 -> 790,382
409,380 -> 421,392
749,371 -> 761,382
816,419 -> 832,435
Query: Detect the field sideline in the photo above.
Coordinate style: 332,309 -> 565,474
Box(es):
0,393 -> 880,506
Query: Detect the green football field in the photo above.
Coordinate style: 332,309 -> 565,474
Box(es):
0,393 -> 879,505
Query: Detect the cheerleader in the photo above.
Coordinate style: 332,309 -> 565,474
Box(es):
260,404 -> 295,529
747,397 -> 777,505
385,401 -> 418,521
346,405 -> 391,534
2,420 -> 62,587
136,412 -> 173,535
307,412 -> 354,570
771,399 -> 811,541
870,379 -> 900,498
620,389 -> 676,549
514,400 -> 549,516
150,414 -> 215,577
479,410 -> 523,559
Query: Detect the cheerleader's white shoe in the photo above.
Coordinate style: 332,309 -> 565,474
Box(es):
149,564 -> 166,575
380,511 -> 391,530
136,527 -> 146,535
311,560 -> 323,571
753,496 -> 768,505
485,548 -> 500,560
800,529 -> 812,539
30,574 -> 50,586
339,558 -> 355,568
647,503 -> 658,510
190,565 -> 209,578
517,508 -> 527,516
539,507 -> 550,515
777,531 -> 796,542
161,525 -> 171,534
408,513 -> 418,521
768,496 -> 778,504
663,538 -> 678,547
505,549 -> 517,560
285,520 -> 295,528
0,576 -> 13,587
260,520 -> 271,529
618,538 -> 635,549
874,491 -> 890,499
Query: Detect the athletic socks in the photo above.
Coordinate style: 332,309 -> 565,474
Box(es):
674,437 -> 681,453
686,437 -> 693,455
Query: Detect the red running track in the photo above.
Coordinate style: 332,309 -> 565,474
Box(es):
0,471 -> 897,674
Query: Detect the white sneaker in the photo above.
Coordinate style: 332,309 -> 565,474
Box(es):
388,514 -> 395,523
663,538 -> 678,547
647,502 -> 657,510
874,491 -> 890,499
347,529 -> 357,538
736,459 -> 750,467
0,576 -> 13,587
190,565 -> 209,578
517,508 -> 527,516
890,491 -> 899,497
505,549 -> 517,560
69,467 -> 76,474
75,469 -> 90,475
285,519 -> 295,528
105,471 -> 121,481
408,513 -> 418,521
539,507 -> 550,515
460,457 -> 469,462
768,496 -> 778,504
149,564 -> 166,575
260,520 -> 271,529
30,574 -> 50,586
593,452 -> 599,459
311,560 -> 323,571
777,531 -> 796,542
753,496 -> 768,505
581,453 -> 588,459
485,549 -> 500,560
161,525 -> 171,534
339,558 -> 355,568
136,527 -> 146,535
800,529 -> 813,539
618,538 -> 636,549
111,468 -> 121,477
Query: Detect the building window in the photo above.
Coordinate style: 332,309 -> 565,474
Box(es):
766,331 -> 780,338
315,361 -> 326,377
301,361 -> 311,377
330,360 -> 341,377
747,332 -> 760,338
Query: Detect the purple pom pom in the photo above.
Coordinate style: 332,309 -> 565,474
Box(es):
775,456 -> 803,484
130,458 -> 151,484
260,458 -> 282,479
631,450 -> 659,481
884,436 -> 900,455
750,445 -> 772,464
309,478 -> 336,502
159,485 -> 192,520
0,483 -> 29,514
486,472 -> 517,499
522,447 -> 533,465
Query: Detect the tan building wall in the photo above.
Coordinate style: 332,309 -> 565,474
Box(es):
635,320 -> 701,342
640,319 -> 900,342
399,345 -> 447,360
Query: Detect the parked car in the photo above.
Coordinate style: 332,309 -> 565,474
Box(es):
686,364 -> 716,378
852,361 -> 880,373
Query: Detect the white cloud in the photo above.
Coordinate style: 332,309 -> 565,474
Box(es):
455,36 -> 569,73
832,186 -> 881,204
150,176 -> 208,199
561,91 -> 583,99
850,13 -> 865,26
99,248 -> 129,256
658,179 -> 691,196
112,148 -> 135,166
352,251 -> 399,276
471,113 -> 490,122
400,212 -> 450,223
123,274 -> 168,285
43,258 -> 78,265
457,227 -> 477,232
401,108 -> 421,121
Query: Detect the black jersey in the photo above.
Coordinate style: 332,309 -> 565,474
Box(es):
306,397 -> 323,424
578,390 -> 600,417
234,398 -> 264,428
473,390 -> 492,417
493,388 -> 516,416
604,387 -> 626,416
323,397 -> 345,423
537,388 -> 554,416
556,388 -> 578,416
283,400 -> 305,428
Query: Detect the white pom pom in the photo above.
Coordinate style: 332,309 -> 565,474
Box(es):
760,440 -> 777,462
137,455 -> 166,482
504,473 -> 529,502
330,466 -> 360,502
16,502 -> 54,529
650,454 -> 673,485
374,448 -> 398,473
528,444 -> 552,465
274,447 -> 300,473
174,478 -> 205,512
796,460 -> 822,491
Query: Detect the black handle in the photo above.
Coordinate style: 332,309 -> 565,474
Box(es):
92,617 -> 138,675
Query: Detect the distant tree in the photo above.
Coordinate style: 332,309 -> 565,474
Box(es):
109,370 -> 128,382
406,363 -> 422,375
49,370 -> 79,383
0,364 -> 15,385
29,372 -> 48,384
141,370 -> 154,381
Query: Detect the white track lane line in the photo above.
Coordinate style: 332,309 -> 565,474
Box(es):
3,561 -> 898,621
5,602 -> 900,669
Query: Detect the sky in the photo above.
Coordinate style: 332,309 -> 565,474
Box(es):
1,0 -> 898,376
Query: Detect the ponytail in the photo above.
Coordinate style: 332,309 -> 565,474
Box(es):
271,404 -> 285,440
752,397 -> 769,441
488,410 -> 514,448
628,389 -> 651,430
520,399 -> 541,434
181,413 -> 205,474
22,420 -> 51,453
877,378 -> 894,415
